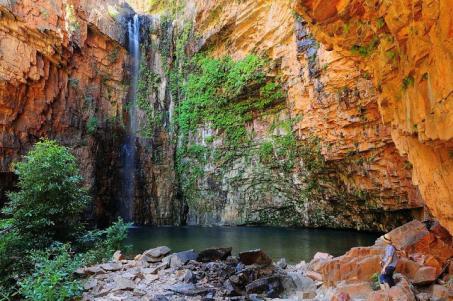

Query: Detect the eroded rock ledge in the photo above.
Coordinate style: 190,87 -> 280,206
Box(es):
79,220 -> 452,300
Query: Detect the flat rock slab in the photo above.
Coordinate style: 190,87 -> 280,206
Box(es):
144,246 -> 171,259
167,283 -> 211,296
239,249 -> 272,266
197,247 -> 232,262
100,262 -> 122,271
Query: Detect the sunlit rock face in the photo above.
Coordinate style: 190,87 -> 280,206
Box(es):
293,0 -> 453,233
126,0 -> 421,231
0,0 -> 132,225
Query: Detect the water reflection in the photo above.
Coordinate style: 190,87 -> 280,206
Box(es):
124,226 -> 380,264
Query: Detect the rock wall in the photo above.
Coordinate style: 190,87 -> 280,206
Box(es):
0,0 -> 132,226
166,0 -> 423,231
293,0 -> 453,233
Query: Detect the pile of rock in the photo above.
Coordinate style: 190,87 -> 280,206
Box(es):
78,220 -> 452,300
311,220 -> 453,301
78,246 -> 310,300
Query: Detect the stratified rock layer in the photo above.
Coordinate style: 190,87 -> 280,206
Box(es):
0,0 -> 132,225
294,0 -> 453,233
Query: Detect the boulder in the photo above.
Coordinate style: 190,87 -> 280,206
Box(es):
245,275 -> 284,298
412,266 -> 437,285
144,246 -> 171,259
197,247 -> 232,262
170,250 -> 199,268
431,284 -> 449,300
239,249 -> 272,266
378,220 -> 429,250
336,281 -> 374,299
100,262 -> 122,272
305,270 -> 323,281
276,258 -> 287,269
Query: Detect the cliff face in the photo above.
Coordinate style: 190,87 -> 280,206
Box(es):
293,0 -> 453,233
0,0 -> 132,225
0,0 -> 450,232
162,0 -> 422,231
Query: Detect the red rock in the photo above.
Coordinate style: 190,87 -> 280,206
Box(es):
330,291 -> 351,301
431,284 -> 449,300
337,281 -> 373,299
367,276 -> 415,301
412,266 -> 437,285
305,270 -> 323,281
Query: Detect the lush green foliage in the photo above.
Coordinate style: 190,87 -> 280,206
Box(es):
178,54 -> 284,145
18,244 -> 84,301
4,140 -> 89,246
0,140 -> 130,300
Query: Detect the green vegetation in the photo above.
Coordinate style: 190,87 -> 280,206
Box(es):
0,140 -> 129,300
351,37 -> 380,57
146,0 -> 185,17
136,63 -> 161,137
178,54 -> 284,145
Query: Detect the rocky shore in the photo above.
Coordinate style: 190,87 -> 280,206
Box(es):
79,221 -> 452,300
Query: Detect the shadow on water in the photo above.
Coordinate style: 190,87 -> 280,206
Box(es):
124,226 -> 381,264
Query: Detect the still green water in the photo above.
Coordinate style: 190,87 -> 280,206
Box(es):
124,226 -> 380,264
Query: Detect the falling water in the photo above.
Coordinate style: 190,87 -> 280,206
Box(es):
121,14 -> 140,221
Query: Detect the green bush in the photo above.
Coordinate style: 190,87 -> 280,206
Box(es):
3,140 -> 90,247
18,243 -> 84,301
81,218 -> 130,265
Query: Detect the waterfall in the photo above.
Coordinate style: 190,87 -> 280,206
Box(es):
121,14 -> 140,222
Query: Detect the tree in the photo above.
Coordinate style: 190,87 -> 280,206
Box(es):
3,139 -> 90,247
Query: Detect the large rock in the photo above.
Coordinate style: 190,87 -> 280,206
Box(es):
197,247 -> 232,262
169,250 -> 199,268
366,276 -> 415,301
239,249 -> 272,266
144,246 -> 171,259
245,275 -> 284,298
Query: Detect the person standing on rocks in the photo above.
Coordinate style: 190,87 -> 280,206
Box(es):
379,234 -> 398,290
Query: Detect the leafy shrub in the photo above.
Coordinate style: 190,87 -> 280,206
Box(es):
81,218 -> 130,265
3,140 -> 90,247
18,243 -> 84,301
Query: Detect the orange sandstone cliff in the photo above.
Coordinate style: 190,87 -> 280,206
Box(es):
294,0 -> 453,233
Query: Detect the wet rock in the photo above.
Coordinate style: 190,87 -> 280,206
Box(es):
245,275 -> 284,298
239,249 -> 272,266
223,279 -> 241,296
170,250 -> 199,268
276,258 -> 287,269
197,247 -> 232,262
167,283 -> 211,296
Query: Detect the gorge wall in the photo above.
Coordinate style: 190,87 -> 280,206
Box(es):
0,0 -> 451,233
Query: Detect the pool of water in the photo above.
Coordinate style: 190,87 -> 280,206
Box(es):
124,226 -> 380,264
